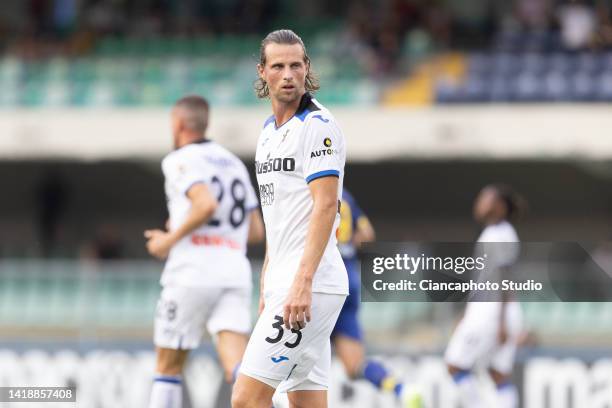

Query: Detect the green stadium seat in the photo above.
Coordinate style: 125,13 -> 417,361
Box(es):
83,80 -> 116,106
0,35 -> 379,107
43,81 -> 70,106
71,60 -> 96,83
21,80 -> 45,106
139,82 -> 164,105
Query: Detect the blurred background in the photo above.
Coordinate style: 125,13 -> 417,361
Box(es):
1,0 -> 612,407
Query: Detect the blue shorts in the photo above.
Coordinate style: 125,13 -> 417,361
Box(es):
331,260 -> 362,341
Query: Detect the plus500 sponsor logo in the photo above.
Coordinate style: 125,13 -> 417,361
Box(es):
256,157 -> 295,174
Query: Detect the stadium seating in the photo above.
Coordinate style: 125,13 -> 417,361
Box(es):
435,31 -> 612,103
0,36 -> 378,107
1,260 -> 611,338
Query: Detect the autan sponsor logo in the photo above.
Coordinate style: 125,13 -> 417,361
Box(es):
310,148 -> 337,158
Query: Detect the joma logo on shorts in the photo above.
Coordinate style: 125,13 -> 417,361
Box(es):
271,356 -> 289,363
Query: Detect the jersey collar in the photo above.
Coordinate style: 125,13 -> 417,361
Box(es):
175,138 -> 211,151
273,92 -> 314,130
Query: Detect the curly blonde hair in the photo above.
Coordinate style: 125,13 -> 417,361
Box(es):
254,29 -> 320,99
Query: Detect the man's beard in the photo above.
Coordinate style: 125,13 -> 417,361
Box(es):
274,87 -> 301,104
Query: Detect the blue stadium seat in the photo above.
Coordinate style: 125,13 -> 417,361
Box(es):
435,79 -> 462,104
467,53 -> 492,76
547,53 -> 573,74
602,52 -> 612,71
576,52 -> 601,75
570,71 -> 596,101
461,76 -> 489,102
488,75 -> 513,102
521,53 -> 547,75
597,71 -> 612,101
492,53 -> 520,77
513,71 -> 543,101
543,71 -> 570,102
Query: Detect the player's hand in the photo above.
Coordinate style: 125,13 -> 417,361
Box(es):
144,229 -> 174,260
283,276 -> 312,331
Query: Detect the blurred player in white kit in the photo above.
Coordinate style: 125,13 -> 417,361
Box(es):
231,29 -> 348,408
445,184 -> 526,408
145,95 -> 264,408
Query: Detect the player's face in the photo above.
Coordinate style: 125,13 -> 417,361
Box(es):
258,43 -> 308,104
473,187 -> 502,224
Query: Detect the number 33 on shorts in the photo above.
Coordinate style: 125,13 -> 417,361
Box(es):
265,315 -> 302,348
239,292 -> 345,386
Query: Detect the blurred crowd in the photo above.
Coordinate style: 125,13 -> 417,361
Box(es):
2,0 -> 612,74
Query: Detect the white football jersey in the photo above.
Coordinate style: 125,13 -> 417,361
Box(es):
161,140 -> 258,288
477,220 -> 520,268
471,220 -> 520,301
255,93 -> 348,295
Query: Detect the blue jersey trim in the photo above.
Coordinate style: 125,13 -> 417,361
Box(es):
263,115 -> 275,128
305,169 -> 340,183
295,109 -> 310,122
451,370 -> 471,384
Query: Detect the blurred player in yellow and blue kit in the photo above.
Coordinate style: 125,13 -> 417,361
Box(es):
333,190 -> 421,406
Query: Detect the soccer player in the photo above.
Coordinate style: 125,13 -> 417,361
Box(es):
145,95 -> 264,408
231,29 -> 348,408
334,190 -> 422,407
334,189 -> 377,386
445,184 -> 526,408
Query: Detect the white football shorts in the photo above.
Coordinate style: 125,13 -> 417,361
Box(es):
239,290 -> 346,393
445,301 -> 523,374
154,285 -> 251,350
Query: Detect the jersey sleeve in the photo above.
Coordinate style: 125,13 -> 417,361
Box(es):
301,115 -> 345,184
245,178 -> 259,211
166,151 -> 212,196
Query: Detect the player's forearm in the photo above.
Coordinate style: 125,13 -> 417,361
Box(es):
296,198 -> 338,283
169,200 -> 216,244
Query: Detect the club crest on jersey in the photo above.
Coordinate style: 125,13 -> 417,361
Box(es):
281,129 -> 290,144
